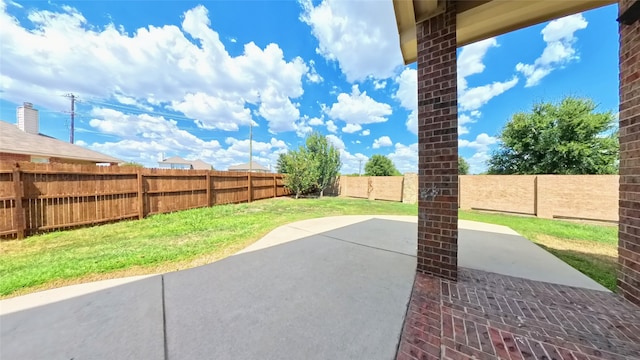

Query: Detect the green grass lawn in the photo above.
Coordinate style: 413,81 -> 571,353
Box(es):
1,198 -> 618,298
459,210 -> 618,291
0,197 -> 417,298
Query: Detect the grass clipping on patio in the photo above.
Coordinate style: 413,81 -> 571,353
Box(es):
0,197 -> 417,298
459,210 -> 618,291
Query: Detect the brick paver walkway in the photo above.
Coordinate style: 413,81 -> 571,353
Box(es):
396,268 -> 640,360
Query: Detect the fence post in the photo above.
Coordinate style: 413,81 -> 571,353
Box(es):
206,172 -> 212,207
137,168 -> 145,219
248,172 -> 253,203
273,174 -> 277,198
12,166 -> 25,239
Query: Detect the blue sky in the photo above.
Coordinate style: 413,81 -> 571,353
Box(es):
0,0 -> 619,173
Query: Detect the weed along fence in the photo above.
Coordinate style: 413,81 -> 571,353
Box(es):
339,174 -> 619,222
0,162 -> 290,239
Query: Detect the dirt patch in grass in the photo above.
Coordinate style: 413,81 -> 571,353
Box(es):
534,234 -> 617,258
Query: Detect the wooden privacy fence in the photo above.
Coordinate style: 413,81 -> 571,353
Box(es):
0,162 -> 290,239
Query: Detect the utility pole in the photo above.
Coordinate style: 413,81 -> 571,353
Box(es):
64,93 -> 76,143
359,159 -> 363,176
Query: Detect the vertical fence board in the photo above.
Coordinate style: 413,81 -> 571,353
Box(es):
137,169 -> 144,220
12,167 -> 25,239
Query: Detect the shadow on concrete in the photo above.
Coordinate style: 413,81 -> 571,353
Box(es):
1,218 -> 417,360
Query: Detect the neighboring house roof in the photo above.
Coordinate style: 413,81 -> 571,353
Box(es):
190,159 -> 213,170
228,161 -> 270,172
0,121 -> 121,163
158,156 -> 213,170
160,156 -> 193,165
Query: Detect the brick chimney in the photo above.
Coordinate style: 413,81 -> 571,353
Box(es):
16,102 -> 39,135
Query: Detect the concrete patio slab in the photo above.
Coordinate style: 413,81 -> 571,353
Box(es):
0,215 -> 610,360
0,276 -> 165,360
163,218 -> 416,360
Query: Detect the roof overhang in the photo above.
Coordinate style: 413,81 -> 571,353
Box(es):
393,0 -> 615,65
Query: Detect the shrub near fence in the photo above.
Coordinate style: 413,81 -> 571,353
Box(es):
0,162 -> 290,239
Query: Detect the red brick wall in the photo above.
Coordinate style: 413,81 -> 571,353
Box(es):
619,0 -> 640,306
416,4 -> 458,280
0,152 -> 30,162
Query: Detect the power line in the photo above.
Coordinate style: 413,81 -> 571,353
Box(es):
81,98 -> 208,125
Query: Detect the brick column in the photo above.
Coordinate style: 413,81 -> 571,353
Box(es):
416,3 -> 458,280
619,0 -> 640,306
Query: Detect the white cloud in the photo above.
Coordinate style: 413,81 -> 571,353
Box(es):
467,151 -> 491,174
459,132 -> 497,174
393,68 -> 419,135
338,150 -> 368,174
458,113 -> 478,136
257,88 -> 301,133
85,108 -> 288,170
372,135 -> 392,149
327,84 -> 392,125
170,92 -> 252,131
360,129 -> 370,136
326,120 -> 338,133
308,116 -> 324,126
342,123 -> 362,133
326,134 -> 345,150
394,68 -> 417,110
516,14 -> 588,87
306,59 -> 324,83
388,143 -> 418,173
0,4 -> 309,134
459,133 -> 497,153
459,76 -> 518,112
405,110 -> 418,136
325,133 -> 369,174
457,38 -> 498,93
373,80 -> 387,90
457,38 -> 519,112
299,0 -> 402,82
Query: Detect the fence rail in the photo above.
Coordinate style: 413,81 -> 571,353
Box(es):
0,162 -> 290,239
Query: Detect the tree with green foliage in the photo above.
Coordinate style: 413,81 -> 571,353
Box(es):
276,153 -> 289,174
488,97 -> 618,175
365,154 -> 401,176
280,147 -> 318,199
458,157 -> 470,175
305,131 -> 341,197
121,162 -> 143,167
